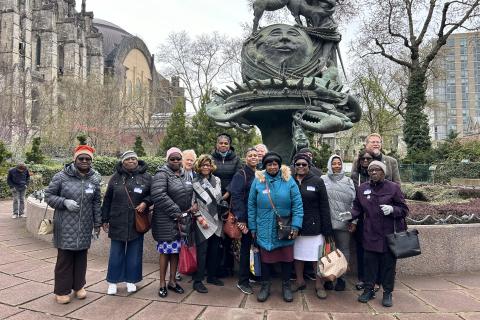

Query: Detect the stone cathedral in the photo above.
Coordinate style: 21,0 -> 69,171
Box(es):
0,0 -> 182,154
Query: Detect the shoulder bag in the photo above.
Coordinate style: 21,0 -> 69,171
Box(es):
317,236 -> 348,281
265,181 -> 292,240
222,171 -> 245,239
124,183 -> 151,234
38,203 -> 53,235
386,218 -> 421,259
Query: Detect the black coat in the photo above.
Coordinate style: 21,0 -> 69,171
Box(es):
151,165 -> 193,243
295,172 -> 333,236
227,165 -> 256,222
212,149 -> 242,193
101,161 -> 152,242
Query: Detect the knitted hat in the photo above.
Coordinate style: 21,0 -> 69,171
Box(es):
120,150 -> 138,162
262,151 -> 282,167
298,147 -> 312,154
166,147 -> 182,160
293,153 -> 312,166
73,145 -> 95,160
368,160 -> 386,173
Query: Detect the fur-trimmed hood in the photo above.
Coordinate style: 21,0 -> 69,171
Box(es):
255,165 -> 291,183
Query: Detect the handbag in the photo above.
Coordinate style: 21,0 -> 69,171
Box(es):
37,203 -> 53,235
178,233 -> 197,274
265,182 -> 292,240
317,237 -> 348,281
124,184 -> 151,234
386,218 -> 421,259
222,170 -> 246,240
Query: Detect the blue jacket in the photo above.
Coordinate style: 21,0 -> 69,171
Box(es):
248,166 -> 304,251
7,167 -> 30,190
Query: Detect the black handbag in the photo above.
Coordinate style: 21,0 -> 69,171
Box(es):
265,182 -> 293,240
386,218 -> 421,259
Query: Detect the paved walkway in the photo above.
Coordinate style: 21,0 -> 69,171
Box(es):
0,201 -> 480,319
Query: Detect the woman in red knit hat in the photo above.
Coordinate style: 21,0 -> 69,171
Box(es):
45,145 -> 102,304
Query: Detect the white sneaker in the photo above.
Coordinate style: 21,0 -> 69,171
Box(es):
126,283 -> 137,293
20,213 -> 26,218
11,214 -> 18,219
107,283 -> 117,295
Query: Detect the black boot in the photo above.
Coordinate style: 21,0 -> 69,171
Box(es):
382,291 -> 393,307
282,280 -> 293,302
358,289 -> 375,303
257,281 -> 271,302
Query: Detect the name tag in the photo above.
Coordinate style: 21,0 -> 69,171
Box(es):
134,187 -> 143,194
363,189 -> 372,195
262,189 -> 269,194
85,188 -> 94,194
185,181 -> 192,185
307,186 -> 315,191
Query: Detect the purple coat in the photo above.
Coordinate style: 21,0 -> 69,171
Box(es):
351,179 -> 408,253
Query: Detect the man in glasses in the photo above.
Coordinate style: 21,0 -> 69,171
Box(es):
351,133 -> 400,185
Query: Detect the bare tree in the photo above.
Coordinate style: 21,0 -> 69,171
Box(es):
353,0 -> 480,158
156,32 -> 240,112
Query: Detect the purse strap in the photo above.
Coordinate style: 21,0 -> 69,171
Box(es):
42,203 -> 49,219
264,181 -> 279,217
123,180 -> 135,210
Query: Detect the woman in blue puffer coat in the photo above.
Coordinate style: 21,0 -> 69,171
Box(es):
248,152 -> 303,303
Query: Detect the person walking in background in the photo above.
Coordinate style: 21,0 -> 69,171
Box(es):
191,155 -> 225,293
101,151 -> 152,295
248,152 -> 304,303
7,163 -> 30,218
45,145 -> 102,304
321,155 -> 356,292
340,160 -> 409,307
291,153 -> 333,299
351,133 -> 401,184
228,147 -> 259,295
151,147 -> 194,298
254,144 -> 268,169
211,133 -> 242,278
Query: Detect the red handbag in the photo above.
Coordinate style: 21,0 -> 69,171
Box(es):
178,244 -> 197,275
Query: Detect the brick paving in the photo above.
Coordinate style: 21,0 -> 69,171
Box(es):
0,200 -> 479,319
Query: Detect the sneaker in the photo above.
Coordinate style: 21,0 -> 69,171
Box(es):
56,294 -> 70,304
175,272 -> 182,281
107,283 -> 117,295
11,214 -> 18,219
75,288 -> 87,299
207,277 -> 224,286
126,283 -> 137,293
382,291 -> 393,307
19,213 -> 26,218
358,289 -> 375,303
237,283 -> 253,295
316,288 -> 327,299
193,281 -> 208,293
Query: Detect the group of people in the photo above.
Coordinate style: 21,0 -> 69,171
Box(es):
43,132 -> 408,309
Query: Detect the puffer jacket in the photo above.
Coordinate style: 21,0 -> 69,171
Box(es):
321,155 -> 356,231
45,163 -> 102,250
212,149 -> 242,193
101,161 -> 152,242
248,165 -> 304,251
151,165 -> 193,243
295,172 -> 333,236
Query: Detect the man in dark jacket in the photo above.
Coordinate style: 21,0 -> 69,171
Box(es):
341,160 -> 408,308
7,163 -> 30,218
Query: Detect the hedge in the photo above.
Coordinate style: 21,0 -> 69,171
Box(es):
434,162 -> 480,184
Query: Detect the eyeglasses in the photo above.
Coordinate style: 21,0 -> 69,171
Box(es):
295,163 -> 308,167
361,157 -> 373,161
169,157 -> 182,162
77,157 -> 92,162
201,163 -> 212,168
368,168 -> 381,173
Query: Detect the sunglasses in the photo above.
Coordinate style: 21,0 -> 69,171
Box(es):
368,168 -> 382,173
77,157 -> 92,162
295,163 -> 308,167
361,157 -> 373,161
169,157 -> 182,162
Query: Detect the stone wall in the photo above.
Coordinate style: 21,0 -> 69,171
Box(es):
26,196 -> 480,275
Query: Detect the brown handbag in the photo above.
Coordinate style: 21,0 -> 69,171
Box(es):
222,170 -> 245,240
124,184 -> 151,234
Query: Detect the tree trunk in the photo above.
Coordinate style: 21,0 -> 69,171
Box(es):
403,65 -> 431,158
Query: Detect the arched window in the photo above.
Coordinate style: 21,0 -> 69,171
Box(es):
35,36 -> 41,67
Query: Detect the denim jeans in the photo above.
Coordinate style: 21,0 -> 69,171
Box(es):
106,235 -> 144,283
12,188 -> 26,215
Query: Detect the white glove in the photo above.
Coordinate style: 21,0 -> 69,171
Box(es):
64,199 -> 80,212
380,205 -> 393,216
338,211 -> 352,221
